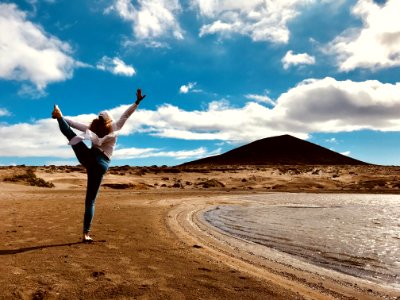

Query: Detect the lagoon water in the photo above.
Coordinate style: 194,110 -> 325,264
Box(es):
204,193 -> 400,286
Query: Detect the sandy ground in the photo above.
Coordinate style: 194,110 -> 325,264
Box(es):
1,166 -> 400,299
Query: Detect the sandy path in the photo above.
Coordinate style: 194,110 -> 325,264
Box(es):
0,185 -> 302,299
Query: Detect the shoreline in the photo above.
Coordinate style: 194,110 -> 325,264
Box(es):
166,194 -> 400,300
1,163 -> 400,299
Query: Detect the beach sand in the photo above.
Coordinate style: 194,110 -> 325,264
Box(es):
1,166 -> 399,299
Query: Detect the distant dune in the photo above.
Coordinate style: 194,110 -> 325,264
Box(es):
182,134 -> 367,166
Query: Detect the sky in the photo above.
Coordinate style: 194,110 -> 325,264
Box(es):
0,0 -> 400,166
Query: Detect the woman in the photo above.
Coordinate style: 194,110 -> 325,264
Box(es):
52,89 -> 146,242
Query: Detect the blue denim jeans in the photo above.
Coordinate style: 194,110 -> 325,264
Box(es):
57,117 -> 110,233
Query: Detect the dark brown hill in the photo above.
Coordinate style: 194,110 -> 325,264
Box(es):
181,134 -> 367,166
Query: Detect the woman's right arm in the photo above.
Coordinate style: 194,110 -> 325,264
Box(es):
114,103 -> 138,131
65,118 -> 89,132
114,89 -> 146,131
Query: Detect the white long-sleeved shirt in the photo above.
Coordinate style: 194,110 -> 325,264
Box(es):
65,103 -> 138,159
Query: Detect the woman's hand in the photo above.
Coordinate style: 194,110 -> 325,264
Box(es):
135,88 -> 146,105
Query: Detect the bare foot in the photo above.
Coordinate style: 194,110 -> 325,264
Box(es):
83,233 -> 93,243
52,104 -> 62,119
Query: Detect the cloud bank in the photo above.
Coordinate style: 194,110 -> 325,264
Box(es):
2,77 -> 399,159
115,77 -> 400,141
113,146 -> 221,160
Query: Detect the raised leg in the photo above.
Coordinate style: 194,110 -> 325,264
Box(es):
57,117 -> 92,168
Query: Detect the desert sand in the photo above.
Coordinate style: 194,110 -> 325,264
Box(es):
1,165 -> 400,299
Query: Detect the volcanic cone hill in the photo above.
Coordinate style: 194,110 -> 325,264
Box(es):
181,134 -> 367,166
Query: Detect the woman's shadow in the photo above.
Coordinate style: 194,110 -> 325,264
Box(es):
0,241 -> 104,255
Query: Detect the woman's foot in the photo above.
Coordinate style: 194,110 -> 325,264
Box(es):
83,233 -> 93,243
52,104 -> 62,119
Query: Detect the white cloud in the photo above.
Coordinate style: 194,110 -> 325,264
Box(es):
112,147 -> 158,159
109,100 -> 305,142
179,82 -> 199,94
193,0 -> 315,43
18,84 -> 48,99
122,39 -> 169,49
274,77 -> 400,132
0,108 -> 11,117
0,162 -> 17,166
245,93 -> 275,106
45,160 -> 79,166
0,118 -> 72,158
114,146 -> 220,160
325,137 -> 337,143
2,77 -> 400,159
106,0 -> 183,46
328,0 -> 400,71
341,151 -> 351,156
0,3 -> 75,90
119,77 -> 400,141
96,56 -> 136,76
282,50 -> 315,69
0,115 -> 220,161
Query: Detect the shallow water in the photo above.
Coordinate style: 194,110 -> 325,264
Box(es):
204,193 -> 400,286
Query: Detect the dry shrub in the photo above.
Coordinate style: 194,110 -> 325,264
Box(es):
4,168 -> 54,188
195,179 -> 225,188
359,179 -> 387,189
391,182 -> 400,189
171,183 -> 183,188
163,168 -> 181,174
102,183 -> 134,189
277,167 -> 301,175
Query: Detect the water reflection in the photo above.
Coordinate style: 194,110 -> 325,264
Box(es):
204,194 -> 400,285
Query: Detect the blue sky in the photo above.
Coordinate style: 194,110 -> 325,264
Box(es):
1,0 -> 400,166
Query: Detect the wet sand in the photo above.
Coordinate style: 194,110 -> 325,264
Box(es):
1,166 -> 400,299
168,195 -> 400,300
